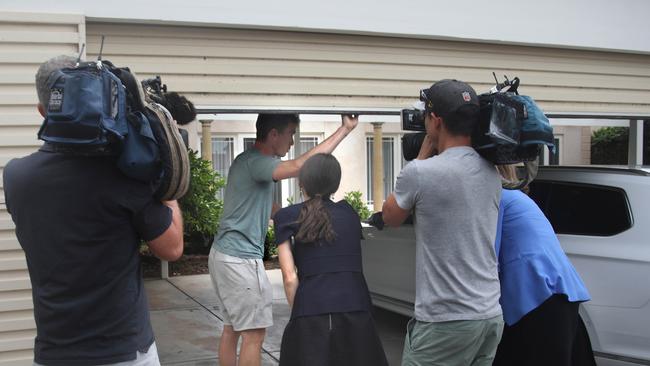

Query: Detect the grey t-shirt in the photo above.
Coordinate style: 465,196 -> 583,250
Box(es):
214,148 -> 281,259
394,146 -> 502,322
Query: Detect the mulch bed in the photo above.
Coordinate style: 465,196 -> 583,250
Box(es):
141,253 -> 280,278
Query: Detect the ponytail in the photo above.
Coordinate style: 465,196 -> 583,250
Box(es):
294,195 -> 336,244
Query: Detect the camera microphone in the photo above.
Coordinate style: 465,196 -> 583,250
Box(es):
163,92 -> 196,126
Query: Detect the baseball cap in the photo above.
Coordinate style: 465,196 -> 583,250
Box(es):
420,79 -> 479,119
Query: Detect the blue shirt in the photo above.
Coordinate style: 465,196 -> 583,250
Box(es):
495,189 -> 590,325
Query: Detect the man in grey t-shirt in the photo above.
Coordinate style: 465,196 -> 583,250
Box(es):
383,80 -> 503,366
209,113 -> 358,366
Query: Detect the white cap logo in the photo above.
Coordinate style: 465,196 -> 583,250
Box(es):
462,92 -> 471,102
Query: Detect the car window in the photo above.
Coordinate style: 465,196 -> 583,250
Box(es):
529,181 -> 632,236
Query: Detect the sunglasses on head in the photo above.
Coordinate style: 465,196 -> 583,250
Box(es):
420,89 -> 434,111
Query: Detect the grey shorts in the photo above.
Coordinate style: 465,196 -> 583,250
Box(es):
208,248 -> 273,332
402,315 -> 504,366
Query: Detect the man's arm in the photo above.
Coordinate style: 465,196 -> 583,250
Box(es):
147,200 -> 184,261
382,194 -> 411,227
272,114 -> 358,181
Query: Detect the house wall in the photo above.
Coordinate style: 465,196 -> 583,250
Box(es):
84,22 -> 650,115
554,126 -> 583,165
0,12 -> 85,365
85,21 -> 650,200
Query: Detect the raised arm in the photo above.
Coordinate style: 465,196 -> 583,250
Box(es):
272,114 -> 358,181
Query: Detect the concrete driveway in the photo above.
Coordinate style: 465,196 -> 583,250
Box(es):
145,270 -> 409,365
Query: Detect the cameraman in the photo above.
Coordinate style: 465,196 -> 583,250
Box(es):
382,80 -> 503,365
2,55 -> 184,366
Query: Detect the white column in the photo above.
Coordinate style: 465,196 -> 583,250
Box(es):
293,121 -> 302,204
371,122 -> 384,212
628,119 -> 643,168
200,119 -> 214,163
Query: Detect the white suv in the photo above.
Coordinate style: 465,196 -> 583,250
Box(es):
361,166 -> 650,366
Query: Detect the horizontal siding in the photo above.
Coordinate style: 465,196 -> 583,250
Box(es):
0,11 -> 83,24
0,11 -> 83,362
0,289 -> 32,312
0,43 -> 81,63
99,56 -> 650,91
0,332 -> 35,354
0,253 -> 28,272
87,22 -> 650,115
0,220 -> 14,231
0,349 -> 33,366
0,277 -> 29,292
0,239 -> 19,252
0,311 -> 35,333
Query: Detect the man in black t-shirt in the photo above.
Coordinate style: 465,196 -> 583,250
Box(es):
2,55 -> 184,366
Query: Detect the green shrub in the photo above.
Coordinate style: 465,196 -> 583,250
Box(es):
264,224 -> 277,260
178,149 -> 226,254
591,127 -> 628,165
343,190 -> 371,220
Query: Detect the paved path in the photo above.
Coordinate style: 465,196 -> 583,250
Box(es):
145,270 -> 409,365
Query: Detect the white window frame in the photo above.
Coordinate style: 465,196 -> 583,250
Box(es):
211,135 -> 237,171
365,134 -> 402,207
283,134 -> 322,206
211,135 -> 237,199
237,133 -> 257,155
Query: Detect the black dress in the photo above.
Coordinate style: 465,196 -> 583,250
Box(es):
273,199 -> 388,366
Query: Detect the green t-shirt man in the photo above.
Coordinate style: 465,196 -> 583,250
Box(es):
208,113 -> 358,366
214,147 -> 280,258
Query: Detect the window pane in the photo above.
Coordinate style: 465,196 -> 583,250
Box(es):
287,137 -> 319,201
549,138 -> 560,165
243,138 -> 256,151
383,140 -> 394,200
212,137 -> 234,199
529,181 -> 632,236
287,137 -> 318,159
300,137 -> 318,154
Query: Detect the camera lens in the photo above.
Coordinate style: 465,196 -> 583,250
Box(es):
402,132 -> 427,161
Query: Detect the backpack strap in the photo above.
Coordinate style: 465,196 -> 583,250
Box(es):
146,103 -> 190,201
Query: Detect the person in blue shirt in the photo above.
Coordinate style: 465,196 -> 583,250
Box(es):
493,165 -> 596,366
273,153 -> 388,366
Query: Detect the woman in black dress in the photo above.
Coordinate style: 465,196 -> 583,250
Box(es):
273,153 -> 388,366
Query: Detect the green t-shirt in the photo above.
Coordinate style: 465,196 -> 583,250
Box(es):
214,148 -> 281,259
